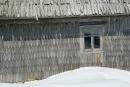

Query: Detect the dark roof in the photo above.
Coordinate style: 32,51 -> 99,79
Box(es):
0,0 -> 130,19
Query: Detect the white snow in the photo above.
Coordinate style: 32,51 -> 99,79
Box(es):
1,67 -> 130,87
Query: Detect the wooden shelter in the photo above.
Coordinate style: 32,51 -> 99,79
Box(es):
0,0 -> 130,82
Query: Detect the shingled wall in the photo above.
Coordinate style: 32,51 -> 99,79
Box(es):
0,16 -> 130,82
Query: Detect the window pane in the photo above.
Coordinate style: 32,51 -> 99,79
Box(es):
84,36 -> 91,49
94,36 -> 100,48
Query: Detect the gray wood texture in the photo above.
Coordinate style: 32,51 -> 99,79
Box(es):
0,16 -> 130,82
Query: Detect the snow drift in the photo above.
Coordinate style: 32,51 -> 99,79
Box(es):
1,67 -> 130,87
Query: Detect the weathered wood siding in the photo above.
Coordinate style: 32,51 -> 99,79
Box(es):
80,16 -> 130,70
103,17 -> 130,70
0,16 -> 130,82
0,21 -> 80,82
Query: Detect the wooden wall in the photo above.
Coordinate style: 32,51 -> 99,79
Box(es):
0,21 -> 81,82
103,17 -> 130,70
0,16 -> 130,82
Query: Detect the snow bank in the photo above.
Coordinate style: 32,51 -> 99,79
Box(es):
1,67 -> 130,87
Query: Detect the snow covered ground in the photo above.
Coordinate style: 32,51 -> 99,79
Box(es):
1,67 -> 130,87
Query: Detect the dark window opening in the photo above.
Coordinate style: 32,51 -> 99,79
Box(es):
84,33 -> 101,50
84,36 -> 91,49
84,33 -> 91,49
94,36 -> 100,48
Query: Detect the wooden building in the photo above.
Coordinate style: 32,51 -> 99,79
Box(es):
0,0 -> 130,82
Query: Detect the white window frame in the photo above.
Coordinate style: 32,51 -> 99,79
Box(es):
80,25 -> 104,53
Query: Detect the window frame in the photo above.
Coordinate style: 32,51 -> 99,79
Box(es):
80,25 -> 104,53
83,32 -> 102,51
83,33 -> 92,50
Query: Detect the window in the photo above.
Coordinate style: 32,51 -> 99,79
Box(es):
94,36 -> 100,48
80,22 -> 104,52
84,33 -> 101,50
84,33 -> 91,49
